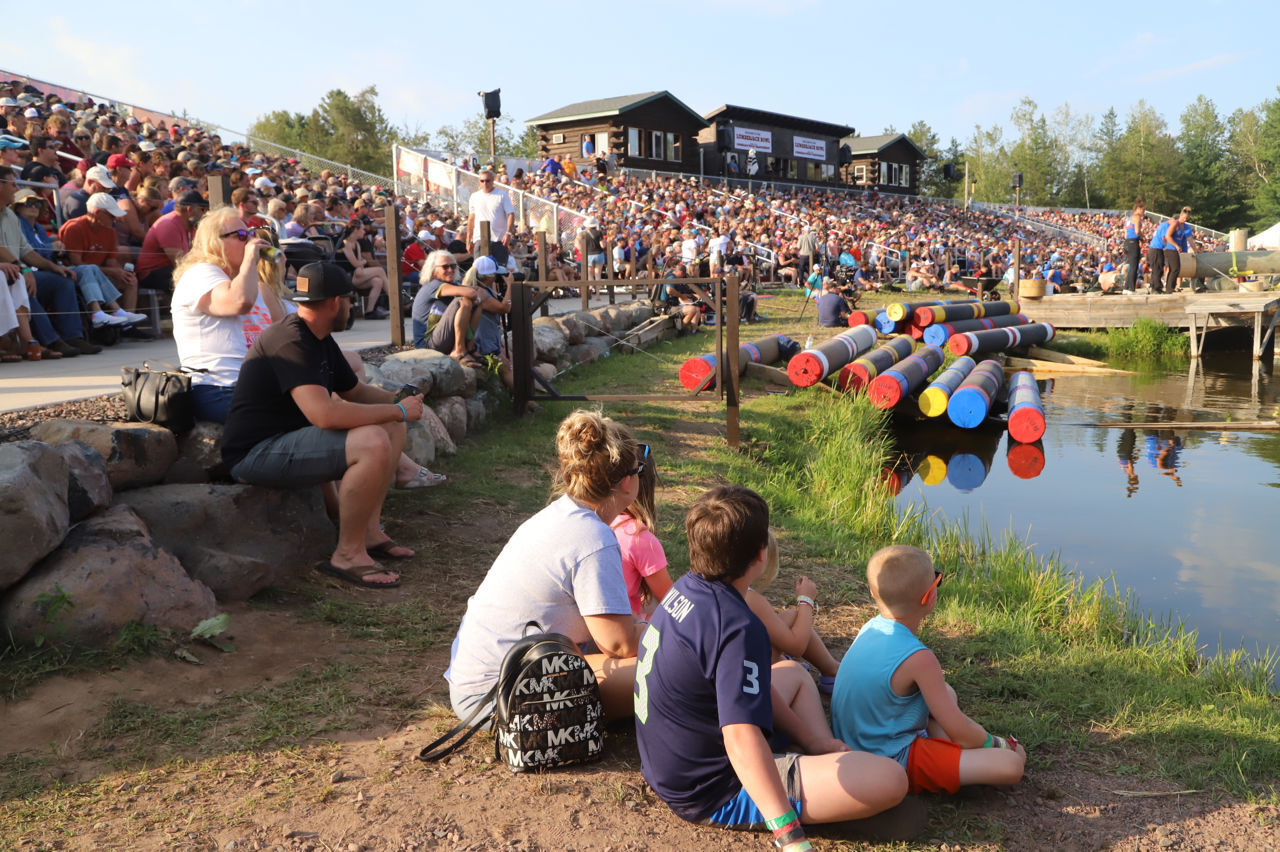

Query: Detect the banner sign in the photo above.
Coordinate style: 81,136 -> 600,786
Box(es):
733,126 -> 772,154
793,135 -> 827,160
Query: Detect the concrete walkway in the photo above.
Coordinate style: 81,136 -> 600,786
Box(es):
0,292 -> 644,414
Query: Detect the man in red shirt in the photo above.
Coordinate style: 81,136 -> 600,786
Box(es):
231,186 -> 268,229
137,190 -> 205,291
59,193 -> 139,313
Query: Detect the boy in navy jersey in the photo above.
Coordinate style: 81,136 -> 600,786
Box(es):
634,486 -> 907,851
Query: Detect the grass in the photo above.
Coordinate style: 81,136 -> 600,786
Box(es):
1048,319 -> 1190,366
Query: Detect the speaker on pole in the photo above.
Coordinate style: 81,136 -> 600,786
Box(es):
1011,172 -> 1023,189
481,89 -> 501,120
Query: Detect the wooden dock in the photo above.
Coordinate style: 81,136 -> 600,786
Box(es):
1019,291 -> 1279,358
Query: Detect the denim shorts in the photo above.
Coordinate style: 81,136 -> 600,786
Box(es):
229,426 -> 348,488
705,752 -> 804,828
587,252 -> 606,267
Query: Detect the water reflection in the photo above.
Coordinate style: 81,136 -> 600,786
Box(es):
891,353 -> 1280,670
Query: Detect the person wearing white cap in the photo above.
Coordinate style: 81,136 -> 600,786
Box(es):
252,175 -> 277,193
57,193 -> 147,328
61,163 -> 115,221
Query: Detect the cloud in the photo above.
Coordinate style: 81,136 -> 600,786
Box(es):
1137,52 -> 1247,84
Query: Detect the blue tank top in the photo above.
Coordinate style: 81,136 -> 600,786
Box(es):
830,615 -> 929,766
1149,221 -> 1170,250
1125,214 -> 1141,240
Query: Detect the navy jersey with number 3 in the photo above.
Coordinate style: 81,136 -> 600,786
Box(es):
633,573 -> 773,822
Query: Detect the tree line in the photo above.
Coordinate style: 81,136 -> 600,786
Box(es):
906,89 -> 1280,232
245,86 -> 538,178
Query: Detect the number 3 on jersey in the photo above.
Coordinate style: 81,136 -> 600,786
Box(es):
633,626 -> 661,724
742,660 -> 760,695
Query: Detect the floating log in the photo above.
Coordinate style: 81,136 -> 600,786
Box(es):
1024,345 -> 1106,367
912,300 -> 1020,328
947,452 -> 990,492
886,299 -> 974,323
787,325 -> 878,388
1004,356 -> 1134,376
1007,371 -> 1046,444
680,334 -> 784,390
919,356 -> 976,418
869,345 -> 945,410
921,313 -> 1030,347
917,455 -> 949,485
946,359 -> 1006,428
948,322 -> 1056,356
836,336 -> 915,392
1007,435 -> 1046,480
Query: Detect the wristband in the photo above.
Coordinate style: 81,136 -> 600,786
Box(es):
796,595 -> 816,612
983,733 -> 994,748
395,403 -> 407,422
765,809 -> 798,832
780,840 -> 812,852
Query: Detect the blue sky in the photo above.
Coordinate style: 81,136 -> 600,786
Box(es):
9,0 -> 1277,154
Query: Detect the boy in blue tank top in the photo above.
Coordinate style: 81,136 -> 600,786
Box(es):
830,545 -> 1026,795
635,486 -> 909,851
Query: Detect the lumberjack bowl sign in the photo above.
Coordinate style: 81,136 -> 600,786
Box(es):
733,127 -> 772,154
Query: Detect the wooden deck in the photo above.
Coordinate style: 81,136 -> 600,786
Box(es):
1019,291 -> 1280,358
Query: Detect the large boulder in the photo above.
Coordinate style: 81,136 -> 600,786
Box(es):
51,440 -> 111,523
459,364 -> 479,398
419,405 -> 456,456
403,419 -> 437,466
431,397 -> 468,445
532,323 -> 567,363
164,421 -> 226,484
565,343 -> 597,366
465,397 -> 486,433
379,349 -> 466,398
473,389 -> 502,420
533,362 -> 557,384
556,314 -> 586,345
115,484 -> 332,602
583,336 -> 613,360
594,307 -> 621,334
570,311 -> 602,336
0,442 -> 71,591
30,420 -> 177,490
0,505 -> 217,647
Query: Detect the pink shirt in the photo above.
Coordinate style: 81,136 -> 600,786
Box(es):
137,210 -> 192,280
609,512 -> 668,616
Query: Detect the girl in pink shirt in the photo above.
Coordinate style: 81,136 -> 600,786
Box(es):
608,443 -> 673,617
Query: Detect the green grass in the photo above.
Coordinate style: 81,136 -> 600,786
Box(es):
1048,319 -> 1189,365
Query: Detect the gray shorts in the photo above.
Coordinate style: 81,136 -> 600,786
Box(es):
229,426 -> 348,488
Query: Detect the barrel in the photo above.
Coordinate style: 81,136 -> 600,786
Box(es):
946,359 -> 1005,428
912,300 -> 1020,328
848,310 -> 874,328
868,345 -> 945,410
679,334 -> 783,390
1007,371 -> 1047,443
921,313 -> 1030,348
787,325 -> 878,388
918,356 -> 976,418
1007,437 -> 1046,480
947,322 -> 1056,357
836,336 -> 915,392
885,299 -> 970,323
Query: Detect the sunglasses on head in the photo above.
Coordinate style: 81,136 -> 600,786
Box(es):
625,443 -> 651,478
220,228 -> 252,242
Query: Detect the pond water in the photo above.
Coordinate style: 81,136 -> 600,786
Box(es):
890,352 -> 1280,665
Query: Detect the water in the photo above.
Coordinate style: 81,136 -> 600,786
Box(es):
890,353 -> 1280,664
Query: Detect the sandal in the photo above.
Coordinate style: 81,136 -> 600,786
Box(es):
367,540 -> 414,560
457,354 -> 484,369
398,466 -> 447,489
314,560 -> 401,588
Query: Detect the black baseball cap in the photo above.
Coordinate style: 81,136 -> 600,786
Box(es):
175,189 -> 208,207
289,262 -> 354,302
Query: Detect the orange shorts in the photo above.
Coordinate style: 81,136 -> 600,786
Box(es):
905,736 -> 962,794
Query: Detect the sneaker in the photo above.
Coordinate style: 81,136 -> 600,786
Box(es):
48,338 -> 81,358
66,337 -> 103,355
92,311 -> 129,327
112,309 -> 149,324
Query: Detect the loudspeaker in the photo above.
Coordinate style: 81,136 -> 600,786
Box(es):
717,124 -> 732,152
838,144 -> 852,166
943,163 -> 956,181
1012,172 -> 1023,189
483,89 -> 501,120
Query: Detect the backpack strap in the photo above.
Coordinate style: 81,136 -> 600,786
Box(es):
415,682 -> 498,763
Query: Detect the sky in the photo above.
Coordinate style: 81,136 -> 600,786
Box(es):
8,0 -> 1278,155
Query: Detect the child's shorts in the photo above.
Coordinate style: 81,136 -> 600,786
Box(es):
905,735 -> 962,794
704,752 -> 804,828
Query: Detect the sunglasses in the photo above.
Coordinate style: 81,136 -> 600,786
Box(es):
920,571 -> 944,606
625,443 -> 651,478
438,262 -> 457,270
220,228 -> 252,242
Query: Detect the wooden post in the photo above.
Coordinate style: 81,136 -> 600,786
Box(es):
479,221 -> 491,262
384,203 -> 405,346
535,230 -> 550,317
207,176 -> 232,209
605,245 -> 616,305
511,281 -> 535,415
578,231 -> 589,311
726,275 -> 740,449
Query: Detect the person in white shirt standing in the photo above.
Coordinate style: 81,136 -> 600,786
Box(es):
465,168 -> 514,264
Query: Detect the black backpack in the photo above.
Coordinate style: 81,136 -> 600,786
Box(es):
417,623 -> 604,772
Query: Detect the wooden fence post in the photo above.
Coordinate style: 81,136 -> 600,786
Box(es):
384,203 -> 404,346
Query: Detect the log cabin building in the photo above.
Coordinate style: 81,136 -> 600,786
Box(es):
696,105 -> 854,185
838,133 -> 927,195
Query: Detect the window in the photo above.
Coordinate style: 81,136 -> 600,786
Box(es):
786,158 -> 797,179
628,127 -> 641,157
854,164 -> 867,184
651,130 -> 664,161
596,131 -> 609,156
879,162 -> 889,185
901,164 -> 910,187
552,133 -> 565,145
666,132 -> 680,162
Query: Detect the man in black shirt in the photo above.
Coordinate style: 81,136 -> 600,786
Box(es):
816,279 -> 851,327
221,262 -> 425,589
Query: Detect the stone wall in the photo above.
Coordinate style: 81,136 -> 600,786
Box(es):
0,304 -> 656,649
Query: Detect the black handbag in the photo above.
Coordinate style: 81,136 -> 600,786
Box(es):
121,361 -> 199,433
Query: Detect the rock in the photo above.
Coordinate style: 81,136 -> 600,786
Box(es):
532,316 -> 564,335
459,364 -> 478,398
531,324 -> 567,363
52,440 -> 111,523
565,343 -> 597,365
30,420 -> 177,491
0,505 -> 216,647
115,484 -> 333,601
419,405 -> 456,456
583,336 -> 613,359
556,314 -> 585,345
533,362 -> 557,383
632,303 -> 654,323
473,389 -> 502,419
0,442 -> 71,591
464,398 -> 486,432
432,397 -> 468,444
403,420 -> 436,466
165,421 -> 226,484
570,311 -> 601,336
361,362 -> 381,387
379,349 -> 468,398
594,307 -> 621,334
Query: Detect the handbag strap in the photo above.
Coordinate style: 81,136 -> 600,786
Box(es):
415,682 -> 498,763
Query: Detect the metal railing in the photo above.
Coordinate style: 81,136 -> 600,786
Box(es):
207,124 -> 398,192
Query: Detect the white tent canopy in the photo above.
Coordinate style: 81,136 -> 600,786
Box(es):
1246,221 -> 1280,249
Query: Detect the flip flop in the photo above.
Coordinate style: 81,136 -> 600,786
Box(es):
315,560 -> 401,588
367,540 -> 414,560
399,466 -> 447,489
457,354 -> 484,369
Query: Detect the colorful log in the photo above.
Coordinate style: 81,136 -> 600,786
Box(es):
946,359 -> 1006,428
947,322 -> 1056,357
1007,371 -> 1047,444
921,313 -> 1030,348
786,325 -> 878,388
912,299 -> 1020,328
947,452 -> 990,492
868,345 -> 946,410
873,310 -> 898,334
916,455 -> 948,486
835,336 -> 915,392
918,356 -> 976,418
679,334 -> 784,390
847,310 -> 874,328
885,299 -> 971,323
1007,437 -> 1046,480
